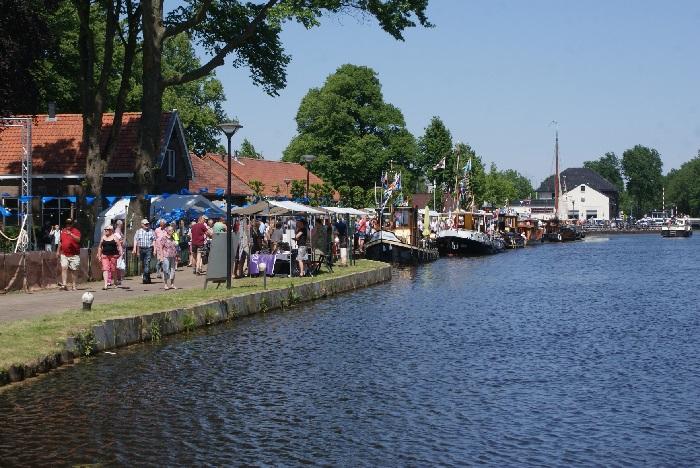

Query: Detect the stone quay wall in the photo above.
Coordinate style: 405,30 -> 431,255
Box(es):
0,264 -> 392,387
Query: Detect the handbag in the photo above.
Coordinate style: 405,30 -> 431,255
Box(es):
117,257 -> 126,270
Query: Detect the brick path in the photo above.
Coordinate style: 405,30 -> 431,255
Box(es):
0,268 -> 208,323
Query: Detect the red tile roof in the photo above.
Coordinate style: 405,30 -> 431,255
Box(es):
196,153 -> 327,197
0,113 -> 171,175
189,154 -> 253,196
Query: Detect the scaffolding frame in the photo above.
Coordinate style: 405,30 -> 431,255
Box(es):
0,117 -> 33,248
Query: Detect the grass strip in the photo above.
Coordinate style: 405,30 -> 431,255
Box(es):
0,260 -> 385,371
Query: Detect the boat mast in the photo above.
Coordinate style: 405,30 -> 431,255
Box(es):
554,128 -> 559,219
453,144 -> 461,211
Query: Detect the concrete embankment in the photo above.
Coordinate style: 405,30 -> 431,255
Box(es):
0,264 -> 392,388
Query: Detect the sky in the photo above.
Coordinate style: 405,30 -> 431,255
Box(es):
190,0 -> 700,186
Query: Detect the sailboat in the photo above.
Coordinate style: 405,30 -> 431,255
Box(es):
543,128 -> 580,242
436,149 -> 504,256
363,171 -> 439,264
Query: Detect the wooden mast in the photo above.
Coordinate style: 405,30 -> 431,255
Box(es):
554,129 -> 559,219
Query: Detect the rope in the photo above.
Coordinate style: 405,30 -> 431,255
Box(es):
0,229 -> 21,241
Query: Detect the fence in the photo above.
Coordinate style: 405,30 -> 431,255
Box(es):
0,249 -> 148,293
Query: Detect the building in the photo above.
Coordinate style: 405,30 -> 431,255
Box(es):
188,153 -> 327,202
0,112 -> 192,227
534,167 -> 620,220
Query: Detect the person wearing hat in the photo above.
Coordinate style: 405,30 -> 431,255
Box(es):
132,219 -> 155,284
57,218 -> 81,291
97,224 -> 123,290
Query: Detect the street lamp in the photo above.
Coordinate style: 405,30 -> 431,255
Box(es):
219,119 -> 243,289
301,154 -> 316,200
284,178 -> 291,198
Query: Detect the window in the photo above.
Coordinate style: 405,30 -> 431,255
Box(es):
581,185 -> 586,192
166,149 -> 176,178
581,197 -> 585,203
40,197 -> 73,230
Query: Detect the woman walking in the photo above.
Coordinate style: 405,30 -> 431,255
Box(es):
98,225 -> 122,290
156,225 -> 179,290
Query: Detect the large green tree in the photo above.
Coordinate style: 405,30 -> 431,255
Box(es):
665,151 -> 700,216
282,64 -> 419,190
621,145 -> 663,217
239,138 -> 263,159
133,0 -> 431,223
584,152 -> 624,192
418,117 -> 453,191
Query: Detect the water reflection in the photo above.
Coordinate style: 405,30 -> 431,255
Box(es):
1,235 -> 699,466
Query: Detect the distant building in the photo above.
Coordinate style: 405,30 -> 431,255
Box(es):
534,167 -> 620,220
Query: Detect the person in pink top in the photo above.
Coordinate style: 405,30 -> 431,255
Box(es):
156,225 -> 179,289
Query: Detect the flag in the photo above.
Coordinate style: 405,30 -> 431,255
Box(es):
106,196 -> 117,206
41,196 -> 55,204
215,188 -> 225,197
381,172 -> 388,189
464,158 -> 472,173
85,196 -> 96,205
433,157 -> 446,170
394,172 -> 401,191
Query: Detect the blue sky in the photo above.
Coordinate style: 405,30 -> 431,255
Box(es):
192,0 -> 700,185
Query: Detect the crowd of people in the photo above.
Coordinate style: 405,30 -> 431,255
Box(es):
45,210 -> 376,291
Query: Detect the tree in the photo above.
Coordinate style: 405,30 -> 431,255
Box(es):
501,169 -> 533,201
665,151 -> 700,216
621,145 -> 663,216
132,0 -> 430,223
248,179 -> 264,200
283,64 -> 419,189
418,117 -> 453,191
0,0 -> 57,115
239,138 -> 262,159
482,163 -> 522,207
290,180 -> 305,200
584,152 -> 624,193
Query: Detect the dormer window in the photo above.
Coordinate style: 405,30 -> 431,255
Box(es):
581,185 -> 586,192
166,149 -> 176,177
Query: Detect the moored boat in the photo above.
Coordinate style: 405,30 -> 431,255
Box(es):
437,211 -> 504,256
661,218 -> 693,237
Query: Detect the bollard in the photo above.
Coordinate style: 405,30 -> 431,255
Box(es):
82,292 -> 94,311
259,262 -> 267,290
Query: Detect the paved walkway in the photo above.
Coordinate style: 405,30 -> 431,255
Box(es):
0,268 -> 208,323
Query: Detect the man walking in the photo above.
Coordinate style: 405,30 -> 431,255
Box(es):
57,218 -> 81,291
132,219 -> 155,284
190,215 -> 208,275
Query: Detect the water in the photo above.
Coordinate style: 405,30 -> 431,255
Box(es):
1,234 -> 699,466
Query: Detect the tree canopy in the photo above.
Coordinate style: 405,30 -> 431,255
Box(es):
418,117 -> 453,191
665,152 -> 700,216
621,145 -> 663,217
282,64 -> 419,190
239,138 -> 263,159
583,152 -> 624,193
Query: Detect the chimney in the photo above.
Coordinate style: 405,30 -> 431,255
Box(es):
47,102 -> 57,122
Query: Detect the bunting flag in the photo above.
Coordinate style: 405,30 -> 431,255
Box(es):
0,206 -> 12,217
464,158 -> 472,173
199,188 -> 208,193
145,194 -> 156,200
105,196 -> 117,206
85,196 -> 96,205
66,196 -> 77,203
179,188 -> 191,195
381,172 -> 388,190
433,157 -> 446,170
1,192 -> 10,197
215,188 -> 225,197
19,196 -> 32,203
41,196 -> 55,204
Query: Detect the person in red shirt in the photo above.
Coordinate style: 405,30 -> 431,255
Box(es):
190,215 -> 209,275
57,218 -> 82,291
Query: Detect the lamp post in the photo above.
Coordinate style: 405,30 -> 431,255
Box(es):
219,119 -> 243,289
284,178 -> 291,198
301,154 -> 316,200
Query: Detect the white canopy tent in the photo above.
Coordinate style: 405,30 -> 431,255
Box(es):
232,199 -> 326,216
322,206 -> 367,216
94,197 -> 131,244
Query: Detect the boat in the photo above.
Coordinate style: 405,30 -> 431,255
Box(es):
437,211 -> 505,255
363,176 -> 439,264
497,211 -> 525,249
661,217 -> 693,237
543,126 -> 582,242
516,218 -> 545,245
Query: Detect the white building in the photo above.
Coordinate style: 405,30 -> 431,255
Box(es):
559,184 -> 610,220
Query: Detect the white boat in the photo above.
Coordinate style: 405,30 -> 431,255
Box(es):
437,211 -> 504,256
661,218 -> 693,237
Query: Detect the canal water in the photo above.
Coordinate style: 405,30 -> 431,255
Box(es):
1,234 -> 699,466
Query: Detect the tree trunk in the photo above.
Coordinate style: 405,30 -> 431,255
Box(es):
131,0 -> 165,234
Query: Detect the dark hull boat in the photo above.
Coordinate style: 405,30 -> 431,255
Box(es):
437,228 -> 504,256
364,231 -> 439,264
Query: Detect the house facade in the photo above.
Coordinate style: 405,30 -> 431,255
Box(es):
534,167 -> 619,220
0,112 -> 192,228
